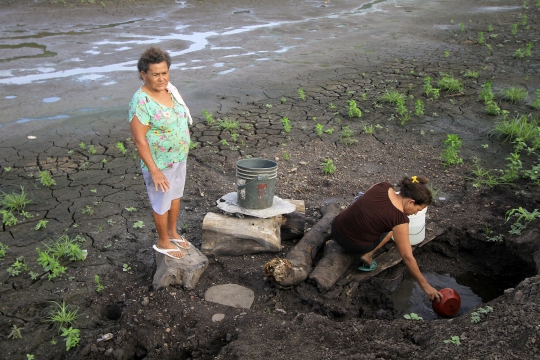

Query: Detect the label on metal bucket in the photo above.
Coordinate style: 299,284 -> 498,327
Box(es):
257,183 -> 267,198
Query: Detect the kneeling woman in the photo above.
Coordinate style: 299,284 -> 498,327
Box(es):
332,176 -> 443,303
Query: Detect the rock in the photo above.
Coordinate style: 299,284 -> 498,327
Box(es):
104,348 -> 114,356
141,297 -> 149,306
212,313 -> 225,322
80,344 -> 92,356
204,284 -> 254,309
152,245 -> 209,290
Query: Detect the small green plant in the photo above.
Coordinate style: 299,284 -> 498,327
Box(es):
125,206 -> 137,212
502,87 -> 528,103
189,141 -> 200,150
298,88 -> 306,101
81,205 -> 94,216
444,51 -> 450,58
347,100 -> 362,118
437,74 -> 463,92
107,219 -> 116,226
281,117 -> 292,133
1,210 -> 18,227
459,22 -> 465,32
1,186 -> 33,213
34,219 -> 49,231
479,81 -> 494,102
423,77 -> 440,99
414,99 -> 425,116
4,167 -> 11,172
477,32 -> 485,45
133,221 -> 145,229
231,133 -> 238,142
265,104 -> 272,109
0,242 -> 8,258
328,102 -> 337,109
281,97 -> 286,103
48,301 -> 80,330
320,159 -> 336,175
94,274 -> 104,292
60,327 -> 80,351
38,171 -> 56,187
521,14 -> 528,26
487,24 -> 493,32
202,110 -> 215,125
315,123 -> 324,136
505,207 -> 540,225
123,263 -> 132,272
220,139 -> 229,146
444,335 -> 461,346
7,256 -> 28,277
363,124 -> 374,134
379,90 -> 405,104
486,234 -> 504,242
464,70 -> 479,79
8,325 -> 22,339
471,306 -> 493,323
218,118 -> 239,131
116,142 -> 127,155
403,313 -> 423,320
79,142 -> 86,150
27,355 -> 34,360
440,134 -> 463,166
500,149 -> 522,183
511,23 -> 518,35
485,100 -> 501,115
87,144 -> 96,155
282,151 -> 291,161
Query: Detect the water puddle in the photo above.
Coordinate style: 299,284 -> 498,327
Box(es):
391,272 -> 488,320
16,114 -> 70,124
0,43 -> 57,63
5,95 -> 17,99
42,97 -> 61,103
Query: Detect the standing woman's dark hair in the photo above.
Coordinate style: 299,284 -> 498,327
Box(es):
137,47 -> 172,78
398,175 -> 432,205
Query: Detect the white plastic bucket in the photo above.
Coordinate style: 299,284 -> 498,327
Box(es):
408,206 -> 428,245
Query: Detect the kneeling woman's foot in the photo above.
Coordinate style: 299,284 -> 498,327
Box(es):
153,244 -> 185,259
358,259 -> 378,272
170,235 -> 191,250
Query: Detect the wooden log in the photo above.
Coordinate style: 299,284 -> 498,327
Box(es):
263,202 -> 341,286
281,199 -> 306,241
308,240 -> 363,291
201,212 -> 282,256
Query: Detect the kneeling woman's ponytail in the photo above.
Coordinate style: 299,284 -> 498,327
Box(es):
398,175 -> 432,205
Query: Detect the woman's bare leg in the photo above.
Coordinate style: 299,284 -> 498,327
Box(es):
167,198 -> 182,239
360,231 -> 394,265
153,209 -> 184,258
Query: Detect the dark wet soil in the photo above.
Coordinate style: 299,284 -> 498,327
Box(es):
1,0 -> 540,359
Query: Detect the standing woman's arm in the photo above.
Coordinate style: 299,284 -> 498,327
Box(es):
130,116 -> 170,192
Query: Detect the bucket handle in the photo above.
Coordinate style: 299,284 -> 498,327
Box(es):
237,175 -> 269,190
410,225 -> 425,236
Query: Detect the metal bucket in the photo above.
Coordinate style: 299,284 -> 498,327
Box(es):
236,158 -> 278,209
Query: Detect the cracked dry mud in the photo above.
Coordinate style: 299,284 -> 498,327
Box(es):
1,0 -> 540,359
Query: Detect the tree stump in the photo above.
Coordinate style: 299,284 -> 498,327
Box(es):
153,245 -> 209,290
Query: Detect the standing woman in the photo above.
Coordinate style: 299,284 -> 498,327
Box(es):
129,47 -> 193,259
332,176 -> 443,303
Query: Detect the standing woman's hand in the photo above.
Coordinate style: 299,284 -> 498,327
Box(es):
150,169 -> 170,192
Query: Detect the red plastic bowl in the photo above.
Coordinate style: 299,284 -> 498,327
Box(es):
432,288 -> 461,317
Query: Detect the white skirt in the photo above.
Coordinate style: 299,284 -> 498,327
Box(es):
142,161 -> 187,215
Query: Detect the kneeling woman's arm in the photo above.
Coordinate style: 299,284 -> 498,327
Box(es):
393,223 -> 443,303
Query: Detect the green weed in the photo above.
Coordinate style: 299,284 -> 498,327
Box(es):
479,81 -> 495,103
231,133 -> 238,142
202,110 -> 215,125
298,88 -> 306,101
220,139 -> 229,146
94,274 -> 104,292
487,24 -> 493,32
404,313 -> 423,320
471,306 -> 494,323
39,171 -> 56,187
485,101 -> 501,115
281,117 -> 292,133
34,219 -> 49,231
437,74 -> 464,92
464,70 -> 479,79
123,263 -> 132,272
444,335 -> 461,346
506,207 -> 540,224
133,221 -> 145,229
379,90 -> 405,104
348,100 -> 362,118
440,134 -> 463,166
492,114 -> 538,143
459,22 -> 465,32
281,97 -> 287,103
414,100 -> 425,116
282,151 -> 291,161
7,256 -> 28,277
1,186 -> 33,213
88,145 -> 96,155
363,124 -> 374,134
477,32 -> 485,44
532,89 -> 540,110
444,51 -> 450,58
81,205 -> 94,216
48,301 -> 80,330
79,142 -> 86,150
502,87 -> 528,103
125,206 -> 137,212
315,123 -> 324,136
320,159 -> 336,175
423,77 -> 440,99
324,127 -> 335,134
511,23 -> 518,35
1,210 -> 18,227
8,325 -> 22,339
4,167 -> 11,172
218,118 -> 239,131
340,126 -> 357,145
0,242 -> 8,258
60,327 -> 80,351
116,142 -> 127,155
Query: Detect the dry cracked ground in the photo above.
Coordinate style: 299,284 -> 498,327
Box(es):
1,0 -> 540,359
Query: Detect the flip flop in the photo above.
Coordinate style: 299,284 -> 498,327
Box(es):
170,236 -> 191,250
358,259 -> 378,272
153,244 -> 186,260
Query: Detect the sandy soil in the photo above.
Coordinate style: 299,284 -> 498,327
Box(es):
1,0 -> 540,359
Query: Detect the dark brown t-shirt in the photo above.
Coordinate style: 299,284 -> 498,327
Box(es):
333,182 -> 409,246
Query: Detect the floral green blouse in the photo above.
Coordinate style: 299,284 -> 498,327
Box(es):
128,88 -> 190,171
